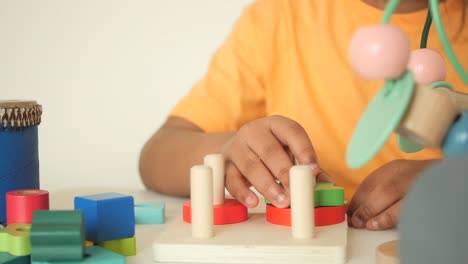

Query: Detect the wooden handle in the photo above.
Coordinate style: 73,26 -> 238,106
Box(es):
437,88 -> 468,112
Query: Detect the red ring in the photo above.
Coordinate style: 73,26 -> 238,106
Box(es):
183,198 -> 248,225
266,204 -> 346,226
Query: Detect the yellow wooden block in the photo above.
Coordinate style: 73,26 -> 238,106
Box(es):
97,237 -> 136,256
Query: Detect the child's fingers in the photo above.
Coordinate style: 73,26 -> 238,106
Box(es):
351,179 -> 402,228
350,178 -> 401,228
365,201 -> 401,230
348,182 -> 381,228
312,166 -> 334,183
228,141 -> 289,209
346,173 -> 379,218
247,130 -> 294,192
225,161 -> 258,208
267,116 -> 319,166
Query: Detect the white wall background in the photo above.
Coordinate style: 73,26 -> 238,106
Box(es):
0,0 -> 253,190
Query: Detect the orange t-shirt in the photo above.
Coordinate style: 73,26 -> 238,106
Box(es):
170,0 -> 468,200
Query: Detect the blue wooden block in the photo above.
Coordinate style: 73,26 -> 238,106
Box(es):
31,246 -> 126,264
442,113 -> 468,158
0,252 -> 30,264
135,202 -> 165,224
74,193 -> 134,242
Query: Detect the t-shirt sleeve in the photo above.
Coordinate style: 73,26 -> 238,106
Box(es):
169,0 -> 278,132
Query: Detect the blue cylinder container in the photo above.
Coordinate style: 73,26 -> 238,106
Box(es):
0,101 -> 42,225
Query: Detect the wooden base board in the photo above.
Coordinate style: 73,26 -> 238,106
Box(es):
153,213 -> 347,264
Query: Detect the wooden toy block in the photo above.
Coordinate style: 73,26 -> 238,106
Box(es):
6,189 -> 49,225
0,223 -> 31,256
134,202 -> 165,224
266,204 -> 346,227
265,182 -> 345,207
97,237 -> 136,256
153,165 -> 346,264
0,252 -> 30,264
153,213 -> 347,264
74,193 -> 134,242
183,198 -> 248,225
30,210 -> 85,261
31,246 -> 126,264
314,182 -> 345,207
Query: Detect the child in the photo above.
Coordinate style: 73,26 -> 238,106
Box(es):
139,0 -> 468,231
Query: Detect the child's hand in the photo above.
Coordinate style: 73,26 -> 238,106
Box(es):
221,115 -> 331,209
346,159 -> 437,230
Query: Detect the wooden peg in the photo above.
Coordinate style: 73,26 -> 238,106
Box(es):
204,154 -> 225,206
190,165 -> 214,238
290,165 -> 315,239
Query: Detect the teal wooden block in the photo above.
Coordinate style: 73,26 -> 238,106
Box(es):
31,246 -> 126,264
135,202 -> 165,224
0,252 -> 30,264
31,210 -> 85,262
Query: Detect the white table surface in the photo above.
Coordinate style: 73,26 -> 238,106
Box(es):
49,188 -> 398,264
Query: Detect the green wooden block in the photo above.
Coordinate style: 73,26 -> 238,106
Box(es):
0,224 -> 31,256
32,246 -> 126,264
135,202 -> 165,224
0,252 -> 30,264
314,182 -> 344,207
31,210 -> 85,262
32,210 -> 84,225
264,182 -> 344,207
97,237 -> 136,256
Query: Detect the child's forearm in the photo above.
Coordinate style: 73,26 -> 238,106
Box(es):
139,117 -> 234,196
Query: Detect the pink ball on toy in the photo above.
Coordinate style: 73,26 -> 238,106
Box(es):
407,48 -> 446,85
349,24 -> 410,80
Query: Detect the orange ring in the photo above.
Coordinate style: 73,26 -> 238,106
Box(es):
266,204 -> 346,226
183,198 -> 248,225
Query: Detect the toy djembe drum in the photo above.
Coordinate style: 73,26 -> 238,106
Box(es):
0,100 -> 42,225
